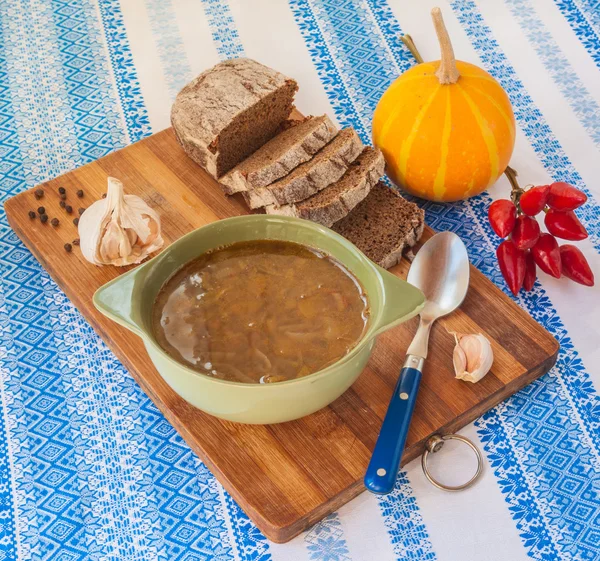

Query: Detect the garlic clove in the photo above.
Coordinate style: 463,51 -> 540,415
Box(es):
79,196 -> 109,265
99,220 -> 120,262
126,227 -> 138,246
452,332 -> 494,383
101,219 -> 132,262
453,339 -> 468,378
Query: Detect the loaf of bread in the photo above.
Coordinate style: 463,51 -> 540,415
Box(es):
332,182 -> 425,269
219,115 -> 337,194
266,147 -> 384,227
244,128 -> 363,209
171,58 -> 298,179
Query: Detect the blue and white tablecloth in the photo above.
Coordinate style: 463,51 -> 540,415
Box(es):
1,0 -> 600,559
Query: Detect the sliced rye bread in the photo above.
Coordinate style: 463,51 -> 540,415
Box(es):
332,182 -> 425,269
219,115 -> 338,194
171,58 -> 298,179
244,128 -> 363,209
265,147 -> 385,227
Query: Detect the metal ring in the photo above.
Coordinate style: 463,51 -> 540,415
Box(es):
421,434 -> 483,491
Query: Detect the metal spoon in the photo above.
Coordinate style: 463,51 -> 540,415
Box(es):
364,231 -> 470,495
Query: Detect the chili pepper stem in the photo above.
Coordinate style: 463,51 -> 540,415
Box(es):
504,165 -> 525,209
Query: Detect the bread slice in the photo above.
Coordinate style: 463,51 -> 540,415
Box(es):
265,147 -> 384,227
171,58 -> 298,179
244,128 -> 363,209
219,115 -> 337,194
332,182 -> 425,269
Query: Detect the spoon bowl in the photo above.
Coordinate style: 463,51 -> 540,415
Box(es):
407,231 -> 470,321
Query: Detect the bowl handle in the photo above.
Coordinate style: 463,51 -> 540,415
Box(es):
93,267 -> 146,337
373,266 -> 425,335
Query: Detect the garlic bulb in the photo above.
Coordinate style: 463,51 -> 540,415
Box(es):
452,332 -> 494,383
79,177 -> 163,266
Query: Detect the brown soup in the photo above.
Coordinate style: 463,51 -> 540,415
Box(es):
152,240 -> 369,383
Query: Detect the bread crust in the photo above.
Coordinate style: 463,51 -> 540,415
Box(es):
244,129 -> 363,209
266,147 -> 385,227
219,115 -> 338,194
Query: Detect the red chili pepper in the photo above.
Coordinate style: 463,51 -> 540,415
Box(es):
544,210 -> 588,241
547,182 -> 587,211
488,199 -> 516,238
523,251 -> 537,291
519,185 -> 550,216
497,240 -> 526,295
560,245 -> 595,286
531,233 -> 561,278
511,215 -> 541,250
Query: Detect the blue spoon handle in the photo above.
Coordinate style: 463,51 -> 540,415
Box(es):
364,364 -> 422,494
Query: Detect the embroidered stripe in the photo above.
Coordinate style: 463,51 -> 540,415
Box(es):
97,0 -> 152,142
144,0 -> 193,99
200,0 -> 245,60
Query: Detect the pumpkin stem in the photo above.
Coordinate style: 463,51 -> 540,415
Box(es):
431,7 -> 460,85
401,34 -> 424,64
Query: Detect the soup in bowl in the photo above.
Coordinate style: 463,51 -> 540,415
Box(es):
152,240 -> 370,384
94,215 -> 424,424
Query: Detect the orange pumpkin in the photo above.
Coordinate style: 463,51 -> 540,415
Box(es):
372,8 -> 516,202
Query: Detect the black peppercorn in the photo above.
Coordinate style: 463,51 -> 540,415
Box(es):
59,200 -> 66,208
76,189 -> 84,198
28,210 -> 36,219
73,217 -> 79,226
34,189 -> 44,199
73,238 -> 80,246
65,205 -> 73,214
58,187 -> 66,194
37,206 -> 45,215
40,214 -> 48,223
50,218 -> 59,227
64,243 -> 72,253
60,193 -> 67,200
78,207 -> 85,216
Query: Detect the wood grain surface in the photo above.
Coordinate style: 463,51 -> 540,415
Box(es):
4,127 -> 559,543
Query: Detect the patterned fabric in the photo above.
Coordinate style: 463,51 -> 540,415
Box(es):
1,1 -> 600,560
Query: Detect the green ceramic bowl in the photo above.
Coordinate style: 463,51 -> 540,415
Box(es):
94,215 -> 424,424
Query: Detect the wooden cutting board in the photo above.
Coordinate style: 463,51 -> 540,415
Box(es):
4,127 -> 559,543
